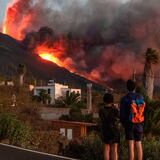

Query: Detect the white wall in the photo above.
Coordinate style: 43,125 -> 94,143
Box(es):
54,83 -> 68,99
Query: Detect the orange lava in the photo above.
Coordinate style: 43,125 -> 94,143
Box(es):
2,0 -> 31,40
39,53 -> 60,64
35,44 -> 64,66
35,44 -> 77,74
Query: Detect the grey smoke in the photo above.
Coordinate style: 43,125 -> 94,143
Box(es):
6,0 -> 160,83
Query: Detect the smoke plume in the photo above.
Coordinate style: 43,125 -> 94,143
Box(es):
2,0 -> 160,84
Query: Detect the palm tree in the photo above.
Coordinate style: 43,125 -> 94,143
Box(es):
18,64 -> 26,86
143,48 -> 159,99
62,91 -> 81,107
39,89 -> 51,104
33,89 -> 51,104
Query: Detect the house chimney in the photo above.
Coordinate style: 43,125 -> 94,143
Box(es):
87,83 -> 92,113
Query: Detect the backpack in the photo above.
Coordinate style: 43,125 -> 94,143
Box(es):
128,94 -> 145,124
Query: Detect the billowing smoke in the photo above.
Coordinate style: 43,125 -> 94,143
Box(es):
2,0 -> 160,84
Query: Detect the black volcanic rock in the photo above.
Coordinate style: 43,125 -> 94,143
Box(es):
0,33 -> 104,90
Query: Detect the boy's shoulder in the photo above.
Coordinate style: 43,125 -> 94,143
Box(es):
99,105 -> 114,114
121,92 -> 143,101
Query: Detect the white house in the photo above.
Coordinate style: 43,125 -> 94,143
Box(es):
33,80 -> 81,104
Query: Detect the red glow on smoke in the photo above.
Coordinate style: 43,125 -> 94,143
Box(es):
2,0 -> 32,40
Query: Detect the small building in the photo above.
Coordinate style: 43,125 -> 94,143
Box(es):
52,120 -> 97,140
7,81 -> 14,86
33,81 -> 81,104
0,81 -> 14,86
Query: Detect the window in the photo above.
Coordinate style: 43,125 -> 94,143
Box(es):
60,128 -> 65,137
67,129 -> 73,140
48,89 -> 51,94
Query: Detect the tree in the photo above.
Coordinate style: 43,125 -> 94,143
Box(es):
17,64 -> 26,86
33,89 -> 51,104
62,91 -> 81,107
143,48 -> 159,99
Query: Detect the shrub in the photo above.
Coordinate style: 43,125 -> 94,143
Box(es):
81,133 -> 103,160
143,136 -> 160,160
63,131 -> 160,160
64,132 -> 103,160
119,132 -> 128,160
0,113 -> 31,147
32,131 -> 68,155
59,106 -> 94,123
144,100 -> 160,135
64,140 -> 84,159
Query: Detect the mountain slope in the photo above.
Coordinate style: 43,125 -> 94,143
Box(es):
0,33 -> 104,90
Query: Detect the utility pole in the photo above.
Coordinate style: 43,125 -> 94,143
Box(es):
87,83 -> 92,114
133,69 -> 136,82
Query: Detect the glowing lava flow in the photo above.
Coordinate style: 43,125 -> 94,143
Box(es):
35,45 -> 64,67
39,52 -> 63,66
35,44 -> 76,74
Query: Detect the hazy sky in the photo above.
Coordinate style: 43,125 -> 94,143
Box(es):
0,0 -> 130,24
0,0 -> 11,24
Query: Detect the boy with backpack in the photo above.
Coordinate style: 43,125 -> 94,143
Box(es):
120,79 -> 145,160
99,93 -> 120,160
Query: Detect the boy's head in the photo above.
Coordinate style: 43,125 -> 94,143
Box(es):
103,93 -> 114,104
127,79 -> 136,92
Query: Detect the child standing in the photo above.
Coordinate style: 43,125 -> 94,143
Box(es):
99,93 -> 120,160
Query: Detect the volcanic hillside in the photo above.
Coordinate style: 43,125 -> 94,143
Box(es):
1,0 -> 160,89
0,32 -> 104,90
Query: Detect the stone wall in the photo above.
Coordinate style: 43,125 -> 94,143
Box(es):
40,107 -> 88,120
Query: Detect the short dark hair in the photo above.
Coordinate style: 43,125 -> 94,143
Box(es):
127,79 -> 136,91
103,93 -> 114,104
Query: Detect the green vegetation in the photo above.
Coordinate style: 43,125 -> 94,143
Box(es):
0,113 -> 31,147
54,91 -> 86,108
64,133 -> 103,160
32,89 -> 51,104
63,132 -> 160,160
144,100 -> 160,135
60,105 -> 94,122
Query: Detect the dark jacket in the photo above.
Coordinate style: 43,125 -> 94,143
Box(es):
99,105 -> 120,136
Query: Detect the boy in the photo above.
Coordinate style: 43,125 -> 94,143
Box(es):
120,80 -> 144,160
99,93 -> 120,160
